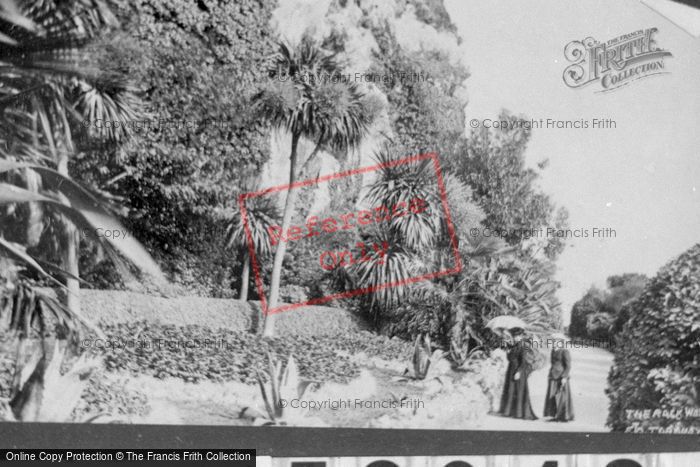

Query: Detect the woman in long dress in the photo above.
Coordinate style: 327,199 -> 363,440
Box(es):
498,329 -> 537,420
543,335 -> 574,421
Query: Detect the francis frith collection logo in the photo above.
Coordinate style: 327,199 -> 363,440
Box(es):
563,28 -> 672,92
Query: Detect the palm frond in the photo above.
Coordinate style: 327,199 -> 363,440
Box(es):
0,0 -> 138,151
255,37 -> 376,152
364,149 -> 441,250
0,281 -> 102,342
0,237 -> 63,288
226,196 -> 280,258
0,161 -> 163,280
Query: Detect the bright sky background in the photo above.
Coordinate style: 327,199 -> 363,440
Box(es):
445,0 -> 700,322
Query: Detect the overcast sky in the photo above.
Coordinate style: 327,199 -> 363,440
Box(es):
445,0 -> 700,321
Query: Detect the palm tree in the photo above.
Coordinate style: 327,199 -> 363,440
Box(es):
0,0 -> 139,316
0,162 -> 163,421
349,149 -> 451,316
254,36 -> 377,336
0,0 -> 161,421
225,195 -> 279,302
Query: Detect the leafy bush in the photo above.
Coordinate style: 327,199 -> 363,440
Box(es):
585,312 -> 615,339
90,322 -> 412,385
71,0 -> 278,296
379,292 -> 449,341
446,112 -> 570,260
569,287 -> 608,338
606,244 -> 700,431
72,373 -> 150,421
370,28 -> 467,157
570,274 -> 648,340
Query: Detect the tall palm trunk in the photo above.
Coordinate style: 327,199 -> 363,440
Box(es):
56,155 -> 80,315
239,251 -> 250,301
262,132 -> 300,336
24,168 -> 42,247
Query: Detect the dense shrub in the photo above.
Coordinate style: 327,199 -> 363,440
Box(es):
569,287 -> 607,338
585,312 -> 615,339
89,322 -> 412,385
370,26 -> 467,158
570,274 -> 647,340
71,0 -> 278,296
447,114 -> 570,260
606,244 -> 700,431
380,294 -> 450,342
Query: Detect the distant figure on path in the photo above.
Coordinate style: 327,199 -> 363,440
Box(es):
499,328 -> 537,420
543,333 -> 574,422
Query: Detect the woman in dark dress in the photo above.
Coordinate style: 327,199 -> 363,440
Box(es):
498,330 -> 537,420
543,335 -> 574,421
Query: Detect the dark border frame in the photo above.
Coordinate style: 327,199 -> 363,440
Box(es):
1,425 -> 698,456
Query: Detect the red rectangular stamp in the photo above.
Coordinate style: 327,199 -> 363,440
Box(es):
239,152 -> 461,315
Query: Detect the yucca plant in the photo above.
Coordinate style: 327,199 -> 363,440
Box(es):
349,149 -> 488,323
0,241 -> 103,422
0,0 -> 158,423
225,195 -> 280,302
449,326 -> 484,369
0,161 -> 162,278
364,149 -> 443,251
251,351 -> 312,425
0,162 -> 161,425
347,149 -> 445,322
0,0 -> 141,317
8,340 -> 100,422
347,225 -> 417,319
406,334 -> 444,381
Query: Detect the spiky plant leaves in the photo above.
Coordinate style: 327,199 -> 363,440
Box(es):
251,351 -> 311,425
0,281 -> 102,343
280,354 -> 299,402
252,79 -> 301,133
309,81 -> 373,152
0,0 -> 137,147
0,237 -> 61,287
255,367 -> 276,422
269,352 -> 283,419
10,340 -> 100,422
348,227 -> 418,313
365,149 -> 441,250
256,35 -> 375,150
0,398 -> 15,421
0,161 -> 163,280
412,334 -> 431,380
226,196 -> 279,258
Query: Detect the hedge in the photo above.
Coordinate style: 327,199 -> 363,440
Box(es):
606,244 -> 700,431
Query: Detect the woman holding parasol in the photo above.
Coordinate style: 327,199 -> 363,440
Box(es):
488,316 -> 538,420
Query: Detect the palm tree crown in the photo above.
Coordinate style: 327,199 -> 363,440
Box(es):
255,36 -> 376,154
